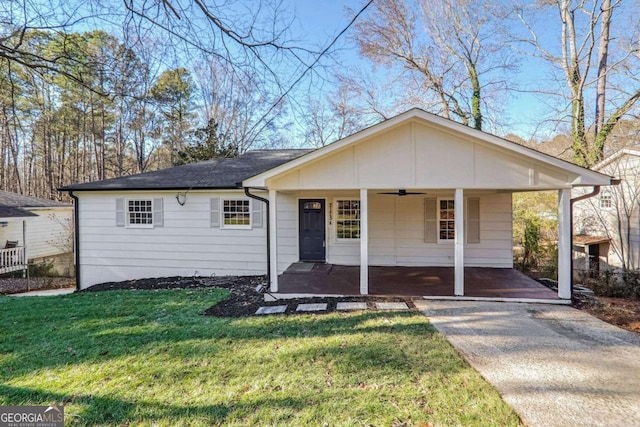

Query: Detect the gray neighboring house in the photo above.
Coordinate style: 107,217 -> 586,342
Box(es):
0,191 -> 74,275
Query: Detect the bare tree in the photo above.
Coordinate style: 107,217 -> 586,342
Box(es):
303,86 -> 363,147
515,0 -> 640,167
352,0 -> 516,130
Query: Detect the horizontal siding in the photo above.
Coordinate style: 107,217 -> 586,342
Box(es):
276,192 -> 298,273
0,207 -> 73,259
275,191 -> 513,273
78,189 -> 514,288
78,191 -> 267,288
369,192 -> 512,268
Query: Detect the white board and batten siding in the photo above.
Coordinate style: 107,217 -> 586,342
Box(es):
77,190 -> 266,289
261,120 -> 581,191
1,207 -> 73,259
275,190 -> 512,275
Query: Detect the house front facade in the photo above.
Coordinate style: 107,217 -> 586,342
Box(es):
62,109 -> 614,301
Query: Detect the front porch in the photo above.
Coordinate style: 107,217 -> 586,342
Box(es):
276,263 -> 561,301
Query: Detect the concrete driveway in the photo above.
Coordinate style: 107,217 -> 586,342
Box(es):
414,300 -> 640,427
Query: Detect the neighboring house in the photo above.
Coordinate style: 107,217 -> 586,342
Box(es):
573,147 -> 640,275
61,109 -> 613,301
0,191 -> 74,276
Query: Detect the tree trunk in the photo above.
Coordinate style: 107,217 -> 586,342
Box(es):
594,0 -> 612,137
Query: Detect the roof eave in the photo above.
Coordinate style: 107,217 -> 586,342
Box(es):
59,185 -> 243,192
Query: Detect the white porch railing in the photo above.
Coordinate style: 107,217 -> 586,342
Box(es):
0,246 -> 26,274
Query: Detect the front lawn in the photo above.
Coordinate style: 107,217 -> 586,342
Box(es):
0,289 -> 520,426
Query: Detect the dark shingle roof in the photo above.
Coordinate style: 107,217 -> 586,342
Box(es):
0,205 -> 38,219
0,191 -> 69,208
59,149 -> 312,191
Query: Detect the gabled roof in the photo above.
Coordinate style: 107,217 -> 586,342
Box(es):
60,149 -> 312,191
0,205 -> 38,219
0,191 -> 69,208
592,147 -> 640,171
243,108 -> 614,188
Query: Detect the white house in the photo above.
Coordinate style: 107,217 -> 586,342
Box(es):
573,147 -> 640,275
61,109 -> 614,301
0,191 -> 74,275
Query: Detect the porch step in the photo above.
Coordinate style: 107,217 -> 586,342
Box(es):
336,302 -> 367,311
375,302 -> 409,310
255,305 -> 287,315
296,303 -> 328,312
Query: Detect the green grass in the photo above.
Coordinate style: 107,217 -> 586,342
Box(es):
0,289 -> 521,426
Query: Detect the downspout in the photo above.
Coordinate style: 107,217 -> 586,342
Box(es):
569,178 -> 621,294
243,187 -> 270,288
69,191 -> 81,291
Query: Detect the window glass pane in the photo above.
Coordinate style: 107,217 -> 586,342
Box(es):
304,201 -> 322,210
127,199 -> 153,225
438,199 -> 455,241
336,199 -> 360,239
223,200 -> 251,227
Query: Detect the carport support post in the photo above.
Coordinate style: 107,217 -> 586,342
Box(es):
454,188 -> 464,296
558,188 -> 571,299
269,189 -> 278,293
360,188 -> 369,295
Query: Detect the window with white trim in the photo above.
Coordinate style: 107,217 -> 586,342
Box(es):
336,199 -> 360,239
438,198 -> 455,242
222,199 -> 251,228
127,199 -> 153,227
600,192 -> 612,209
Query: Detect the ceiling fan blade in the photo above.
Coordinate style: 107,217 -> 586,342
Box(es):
376,190 -> 427,196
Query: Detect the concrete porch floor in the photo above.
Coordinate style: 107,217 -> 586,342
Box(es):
277,264 -> 560,300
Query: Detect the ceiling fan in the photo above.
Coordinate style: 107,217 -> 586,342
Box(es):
377,189 -> 426,196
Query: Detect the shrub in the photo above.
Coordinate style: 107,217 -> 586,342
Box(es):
587,269 -> 640,300
28,260 -> 54,277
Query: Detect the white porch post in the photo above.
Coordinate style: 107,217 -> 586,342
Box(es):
269,189 -> 279,293
558,188 -> 572,299
454,188 -> 464,296
360,188 -> 369,295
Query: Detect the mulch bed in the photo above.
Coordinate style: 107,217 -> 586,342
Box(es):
574,292 -> 640,334
76,275 -> 417,317
0,277 -> 75,295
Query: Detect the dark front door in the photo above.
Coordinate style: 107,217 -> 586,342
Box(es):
299,199 -> 326,262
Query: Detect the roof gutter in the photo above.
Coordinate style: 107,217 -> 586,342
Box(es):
69,191 -> 81,292
243,187 -> 271,290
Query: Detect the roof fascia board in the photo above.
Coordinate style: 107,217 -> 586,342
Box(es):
58,185 -> 242,192
0,216 -> 36,221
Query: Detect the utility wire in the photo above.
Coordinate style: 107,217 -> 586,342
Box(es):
246,0 -> 375,141
175,0 -> 374,204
